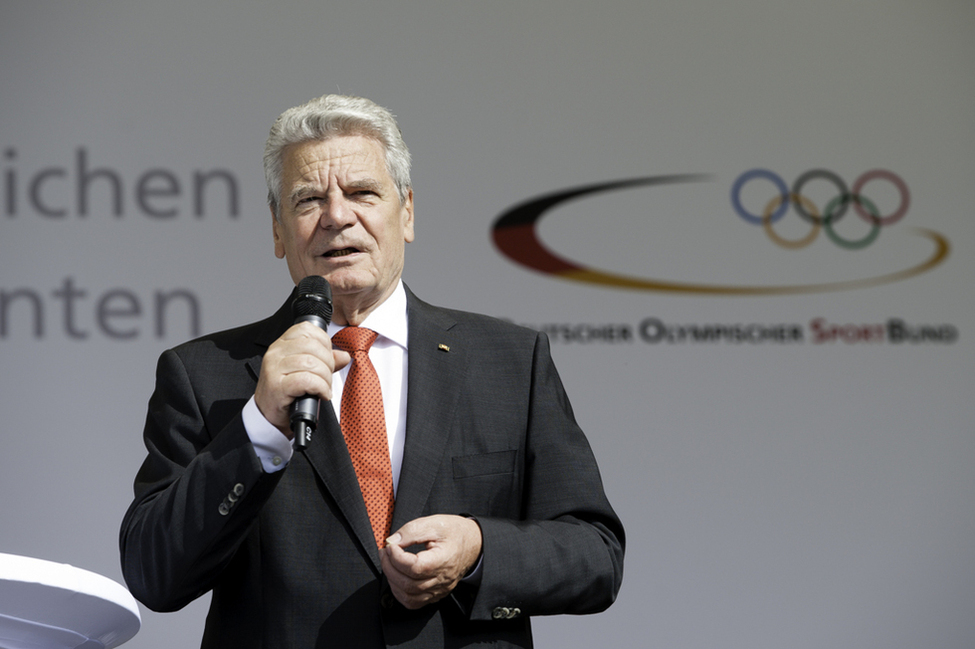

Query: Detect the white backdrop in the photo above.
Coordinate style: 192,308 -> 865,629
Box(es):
2,1 -> 973,648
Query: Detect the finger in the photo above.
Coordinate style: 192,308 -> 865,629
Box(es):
383,540 -> 427,577
332,348 -> 352,374
278,370 -> 333,402
283,320 -> 333,344
382,568 -> 448,609
381,552 -> 435,609
279,324 -> 337,364
387,516 -> 443,548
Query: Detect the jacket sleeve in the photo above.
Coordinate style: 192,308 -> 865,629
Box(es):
118,346 -> 284,612
465,332 -> 625,620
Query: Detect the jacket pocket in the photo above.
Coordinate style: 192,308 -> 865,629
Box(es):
452,450 -> 517,479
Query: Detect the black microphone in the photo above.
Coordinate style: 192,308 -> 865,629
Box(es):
289,275 -> 333,451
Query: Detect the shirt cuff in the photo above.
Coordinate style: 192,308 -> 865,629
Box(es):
242,396 -> 293,473
460,515 -> 484,586
461,554 -> 483,586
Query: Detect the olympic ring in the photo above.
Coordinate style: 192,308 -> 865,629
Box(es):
762,193 -> 820,249
731,168 -> 909,250
822,194 -> 881,250
731,169 -> 788,225
852,169 -> 910,226
792,169 -> 849,225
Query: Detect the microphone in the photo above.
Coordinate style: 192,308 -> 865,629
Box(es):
289,275 -> 333,451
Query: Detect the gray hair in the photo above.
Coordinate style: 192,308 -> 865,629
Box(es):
264,94 -> 412,219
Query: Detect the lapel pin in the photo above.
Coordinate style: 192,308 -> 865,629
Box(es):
437,343 -> 450,352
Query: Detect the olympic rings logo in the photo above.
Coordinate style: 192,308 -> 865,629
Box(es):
731,169 -> 910,250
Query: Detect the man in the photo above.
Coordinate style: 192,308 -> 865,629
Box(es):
120,94 -> 624,648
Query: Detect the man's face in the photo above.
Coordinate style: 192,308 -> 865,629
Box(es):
273,135 -> 414,323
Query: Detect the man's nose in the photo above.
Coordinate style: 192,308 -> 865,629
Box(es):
319,196 -> 357,229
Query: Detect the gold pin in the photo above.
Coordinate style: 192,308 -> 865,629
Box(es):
437,343 -> 450,352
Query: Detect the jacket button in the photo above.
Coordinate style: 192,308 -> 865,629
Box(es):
492,607 -> 509,620
218,502 -> 230,516
233,483 -> 245,496
380,592 -> 395,609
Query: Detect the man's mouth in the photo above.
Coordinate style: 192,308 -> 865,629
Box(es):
323,247 -> 360,258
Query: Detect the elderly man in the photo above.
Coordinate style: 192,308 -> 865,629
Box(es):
120,94 -> 624,648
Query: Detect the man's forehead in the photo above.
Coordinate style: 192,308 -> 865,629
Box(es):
284,136 -> 387,178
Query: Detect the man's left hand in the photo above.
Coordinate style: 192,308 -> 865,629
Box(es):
380,514 -> 482,609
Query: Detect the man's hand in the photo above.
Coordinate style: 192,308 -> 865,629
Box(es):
380,515 -> 483,609
254,322 -> 351,435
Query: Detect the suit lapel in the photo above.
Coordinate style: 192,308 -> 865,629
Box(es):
391,289 -> 466,532
303,404 -> 383,569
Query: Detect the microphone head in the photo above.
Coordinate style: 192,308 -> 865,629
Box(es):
293,276 -> 333,323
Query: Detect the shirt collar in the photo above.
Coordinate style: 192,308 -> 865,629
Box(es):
327,280 -> 408,350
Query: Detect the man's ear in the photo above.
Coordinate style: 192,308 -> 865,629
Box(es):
271,206 -> 285,259
402,189 -> 415,243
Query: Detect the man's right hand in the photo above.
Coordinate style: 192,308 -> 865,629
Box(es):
254,322 -> 351,436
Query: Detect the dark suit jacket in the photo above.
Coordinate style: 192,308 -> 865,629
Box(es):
120,285 -> 624,648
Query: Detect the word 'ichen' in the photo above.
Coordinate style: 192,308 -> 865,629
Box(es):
2,147 -> 239,218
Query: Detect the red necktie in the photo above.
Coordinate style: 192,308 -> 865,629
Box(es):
331,327 -> 395,550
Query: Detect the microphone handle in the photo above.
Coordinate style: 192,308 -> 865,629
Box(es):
290,313 -> 329,451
